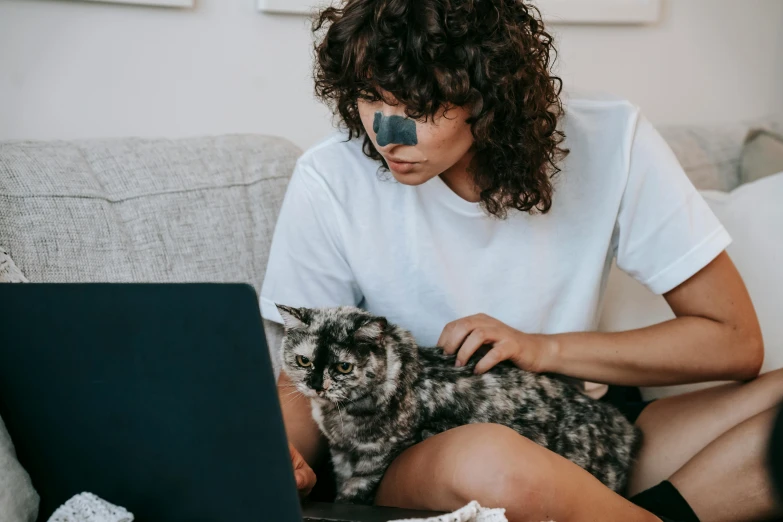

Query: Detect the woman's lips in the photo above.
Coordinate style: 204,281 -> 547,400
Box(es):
387,159 -> 419,174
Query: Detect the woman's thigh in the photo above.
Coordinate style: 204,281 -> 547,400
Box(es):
630,368 -> 783,495
374,423 -> 657,522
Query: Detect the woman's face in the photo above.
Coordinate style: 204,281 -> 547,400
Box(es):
357,90 -> 475,186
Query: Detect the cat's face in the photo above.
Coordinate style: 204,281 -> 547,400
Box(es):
277,305 -> 389,405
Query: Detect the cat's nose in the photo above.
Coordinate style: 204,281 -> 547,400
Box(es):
312,377 -> 331,395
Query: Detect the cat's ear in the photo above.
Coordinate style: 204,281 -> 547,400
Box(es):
276,304 -> 308,331
355,317 -> 388,343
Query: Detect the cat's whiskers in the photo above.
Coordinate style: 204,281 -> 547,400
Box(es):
280,390 -> 306,407
335,400 -> 346,435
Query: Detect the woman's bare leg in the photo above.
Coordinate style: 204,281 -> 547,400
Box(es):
630,368 -> 783,495
669,407 -> 781,522
375,423 -> 659,522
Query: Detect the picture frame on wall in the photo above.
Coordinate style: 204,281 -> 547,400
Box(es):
258,0 -> 662,24
82,0 -> 194,7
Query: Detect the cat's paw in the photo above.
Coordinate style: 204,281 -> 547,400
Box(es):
335,493 -> 372,506
335,481 -> 378,506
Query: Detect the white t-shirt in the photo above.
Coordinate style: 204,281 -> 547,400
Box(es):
261,96 -> 731,388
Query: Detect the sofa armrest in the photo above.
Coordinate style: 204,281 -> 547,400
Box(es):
264,318 -> 285,381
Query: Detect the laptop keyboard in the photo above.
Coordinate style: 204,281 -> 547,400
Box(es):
304,518 -> 353,522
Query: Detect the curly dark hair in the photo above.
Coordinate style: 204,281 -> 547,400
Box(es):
313,0 -> 568,217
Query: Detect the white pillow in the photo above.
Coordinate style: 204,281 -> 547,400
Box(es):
0,248 -> 39,522
599,172 -> 783,401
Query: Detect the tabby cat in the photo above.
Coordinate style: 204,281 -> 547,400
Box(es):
277,305 -> 641,505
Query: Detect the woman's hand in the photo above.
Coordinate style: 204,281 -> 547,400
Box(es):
289,442 -> 317,497
437,314 -> 556,375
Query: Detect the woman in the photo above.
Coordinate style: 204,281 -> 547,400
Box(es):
261,1 -> 783,521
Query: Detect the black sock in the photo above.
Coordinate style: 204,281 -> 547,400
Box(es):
629,481 -> 700,522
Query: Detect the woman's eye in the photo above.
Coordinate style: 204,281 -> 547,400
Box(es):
296,355 -> 313,368
336,362 -> 354,374
358,91 -> 384,104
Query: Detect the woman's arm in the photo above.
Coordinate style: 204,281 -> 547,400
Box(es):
546,252 -> 763,386
278,371 -> 326,496
278,371 -> 326,466
441,252 -> 763,387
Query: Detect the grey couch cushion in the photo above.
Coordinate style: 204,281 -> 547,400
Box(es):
741,128 -> 783,184
656,115 -> 783,192
0,135 -> 298,285
658,123 -> 750,191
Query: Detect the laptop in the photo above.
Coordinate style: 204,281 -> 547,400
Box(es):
0,283 -> 441,522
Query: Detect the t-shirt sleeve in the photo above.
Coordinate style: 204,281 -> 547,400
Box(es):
613,114 -> 731,294
260,160 -> 362,323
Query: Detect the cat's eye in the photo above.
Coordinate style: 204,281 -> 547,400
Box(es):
335,362 -> 354,374
296,355 -> 313,368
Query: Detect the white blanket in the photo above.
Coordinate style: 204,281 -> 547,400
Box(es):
47,493 -> 133,522
390,500 -> 507,522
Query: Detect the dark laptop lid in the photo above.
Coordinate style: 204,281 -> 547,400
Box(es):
0,283 -> 301,522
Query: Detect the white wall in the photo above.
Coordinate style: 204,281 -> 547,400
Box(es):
551,1 -> 783,127
0,0 -> 781,150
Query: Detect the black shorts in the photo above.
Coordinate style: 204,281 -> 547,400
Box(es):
599,385 -> 654,424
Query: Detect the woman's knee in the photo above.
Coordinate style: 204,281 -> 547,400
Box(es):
758,367 -> 783,386
375,423 -> 552,511
746,367 -> 783,409
442,424 -> 556,508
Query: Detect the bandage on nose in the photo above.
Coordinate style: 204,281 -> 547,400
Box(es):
373,112 -> 418,146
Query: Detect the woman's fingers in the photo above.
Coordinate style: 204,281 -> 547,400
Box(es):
295,467 -> 316,496
473,344 -> 512,375
438,315 -> 539,374
439,314 -> 492,354
455,327 -> 492,367
438,317 -> 474,354
290,442 -> 317,496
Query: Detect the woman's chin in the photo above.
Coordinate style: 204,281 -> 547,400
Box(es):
389,170 -> 438,186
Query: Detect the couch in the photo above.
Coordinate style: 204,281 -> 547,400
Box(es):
1,116 -> 782,521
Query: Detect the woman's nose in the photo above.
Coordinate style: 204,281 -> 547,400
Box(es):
373,112 -> 418,147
